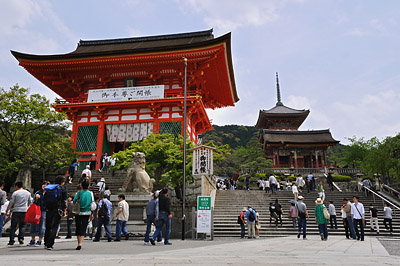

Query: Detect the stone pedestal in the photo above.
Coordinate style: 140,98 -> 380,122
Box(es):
109,193 -> 152,235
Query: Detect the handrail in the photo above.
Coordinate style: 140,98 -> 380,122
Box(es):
382,184 -> 400,197
332,181 -> 342,192
359,182 -> 400,211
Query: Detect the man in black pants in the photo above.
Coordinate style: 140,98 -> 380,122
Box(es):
44,175 -> 67,250
150,188 -> 172,245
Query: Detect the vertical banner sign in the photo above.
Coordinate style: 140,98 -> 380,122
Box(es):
197,196 -> 211,234
192,146 -> 214,176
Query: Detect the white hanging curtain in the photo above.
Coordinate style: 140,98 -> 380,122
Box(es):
106,122 -> 153,142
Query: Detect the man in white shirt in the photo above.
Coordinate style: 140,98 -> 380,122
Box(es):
6,181 -> 33,245
269,175 -> 277,194
82,165 -> 92,180
114,194 -> 130,241
351,196 -> 365,241
383,202 -> 393,233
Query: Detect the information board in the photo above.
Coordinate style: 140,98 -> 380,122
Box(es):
197,196 -> 212,234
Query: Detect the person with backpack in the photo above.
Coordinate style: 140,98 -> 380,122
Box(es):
93,193 -> 113,242
314,198 -> 329,241
73,180 -> 95,250
269,202 -> 278,227
43,176 -> 67,250
245,207 -> 257,239
27,181 -> 49,247
273,199 -> 283,226
238,207 -> 246,238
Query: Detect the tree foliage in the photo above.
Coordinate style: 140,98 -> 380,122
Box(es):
203,125 -> 273,177
336,135 -> 400,183
0,85 -> 75,186
111,133 -> 194,199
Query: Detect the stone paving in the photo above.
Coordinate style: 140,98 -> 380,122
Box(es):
0,235 -> 398,265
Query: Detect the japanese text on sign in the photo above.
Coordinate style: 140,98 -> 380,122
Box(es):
197,196 -> 212,234
87,85 -> 164,103
192,147 -> 214,176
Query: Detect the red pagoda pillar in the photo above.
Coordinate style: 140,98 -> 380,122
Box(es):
294,150 -> 298,173
315,150 -> 319,168
276,149 -> 280,167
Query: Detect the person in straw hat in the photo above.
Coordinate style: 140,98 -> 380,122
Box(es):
314,197 -> 329,241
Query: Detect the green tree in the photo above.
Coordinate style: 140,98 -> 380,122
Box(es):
112,133 -> 194,200
0,85 -> 75,188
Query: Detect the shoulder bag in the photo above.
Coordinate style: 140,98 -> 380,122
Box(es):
71,191 -> 81,215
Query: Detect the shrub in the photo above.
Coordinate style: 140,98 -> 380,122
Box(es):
332,175 -> 352,182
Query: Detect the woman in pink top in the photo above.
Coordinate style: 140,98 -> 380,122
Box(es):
289,202 -> 298,228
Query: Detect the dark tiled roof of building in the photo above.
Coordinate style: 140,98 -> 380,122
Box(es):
261,129 -> 339,144
72,29 -> 214,54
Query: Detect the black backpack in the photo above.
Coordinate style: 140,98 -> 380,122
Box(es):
248,211 -> 255,222
237,214 -> 244,224
98,200 -> 108,219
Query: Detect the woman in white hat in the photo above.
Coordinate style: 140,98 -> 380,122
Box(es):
314,198 -> 329,241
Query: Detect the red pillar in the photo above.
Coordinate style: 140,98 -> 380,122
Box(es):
71,119 -> 78,149
315,150 -> 319,168
323,149 -> 327,167
276,149 -> 280,167
95,120 -> 105,170
294,150 -> 298,173
310,152 -> 313,168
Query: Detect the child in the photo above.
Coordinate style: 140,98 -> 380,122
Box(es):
66,195 -> 74,239
328,201 -> 338,229
289,202 -> 297,228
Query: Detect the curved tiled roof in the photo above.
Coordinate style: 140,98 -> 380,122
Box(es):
261,129 -> 339,145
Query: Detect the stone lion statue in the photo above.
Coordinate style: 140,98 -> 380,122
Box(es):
122,152 -> 155,193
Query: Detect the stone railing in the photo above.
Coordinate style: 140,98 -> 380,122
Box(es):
241,167 -> 362,176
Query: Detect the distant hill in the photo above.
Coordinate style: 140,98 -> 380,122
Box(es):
200,125 -> 258,149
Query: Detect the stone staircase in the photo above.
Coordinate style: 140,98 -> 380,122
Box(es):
64,170 -> 127,196
58,170 -> 129,236
213,189 -> 400,238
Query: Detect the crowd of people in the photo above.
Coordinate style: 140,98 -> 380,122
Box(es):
0,172 -> 175,250
239,194 -> 394,241
0,176 -> 131,251
236,173 -> 395,241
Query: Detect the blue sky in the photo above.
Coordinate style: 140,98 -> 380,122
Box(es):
1,0 -> 400,144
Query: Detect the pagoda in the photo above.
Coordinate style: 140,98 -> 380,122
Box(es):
255,73 -> 339,172
12,29 -> 238,169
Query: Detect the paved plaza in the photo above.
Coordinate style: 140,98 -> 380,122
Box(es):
0,235 -> 399,265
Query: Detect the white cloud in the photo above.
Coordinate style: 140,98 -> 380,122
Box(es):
345,28 -> 369,37
176,0 -> 282,32
332,90 -> 400,141
0,0 -> 42,34
285,95 -> 312,110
